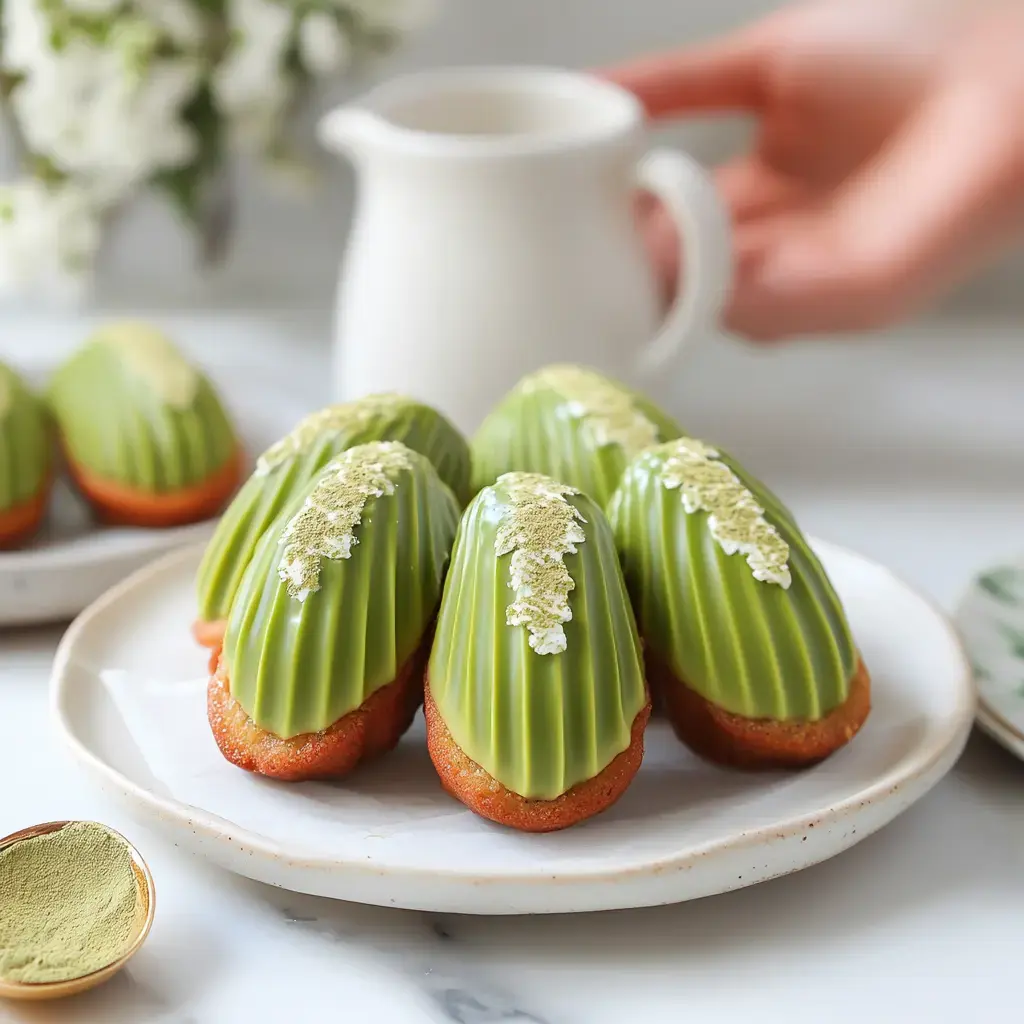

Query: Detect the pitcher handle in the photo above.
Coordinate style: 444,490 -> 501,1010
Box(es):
634,148 -> 733,371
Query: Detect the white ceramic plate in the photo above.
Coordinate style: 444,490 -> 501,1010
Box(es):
0,365 -> 309,626
51,539 -> 974,916
955,560 -> 1024,761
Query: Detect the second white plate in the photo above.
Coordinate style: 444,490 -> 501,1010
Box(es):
0,365 -> 310,626
51,539 -> 974,915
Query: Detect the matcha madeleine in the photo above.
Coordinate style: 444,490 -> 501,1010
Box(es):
426,472 -> 651,832
0,361 -> 53,548
194,394 -> 470,648
47,322 -> 241,527
608,438 -> 870,769
470,363 -> 682,506
209,441 -> 460,781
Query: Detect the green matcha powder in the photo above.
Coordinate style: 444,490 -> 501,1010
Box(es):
0,822 -> 141,984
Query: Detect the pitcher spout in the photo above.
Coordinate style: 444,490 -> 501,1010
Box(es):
317,106 -> 384,161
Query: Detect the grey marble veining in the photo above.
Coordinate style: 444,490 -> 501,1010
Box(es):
430,988 -> 550,1024
274,896 -> 552,1024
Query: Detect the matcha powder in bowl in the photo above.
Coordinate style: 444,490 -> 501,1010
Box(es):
0,821 -> 149,988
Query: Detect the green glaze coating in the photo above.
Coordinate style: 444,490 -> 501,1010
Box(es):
224,441 -> 460,739
195,394 -> 470,623
608,440 -> 858,722
47,322 -> 236,493
470,364 -> 682,506
0,361 -> 51,512
429,472 -> 648,800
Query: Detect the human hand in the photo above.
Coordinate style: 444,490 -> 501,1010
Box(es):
604,0 -> 1024,341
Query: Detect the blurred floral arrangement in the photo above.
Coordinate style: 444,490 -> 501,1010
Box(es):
0,0 -> 433,301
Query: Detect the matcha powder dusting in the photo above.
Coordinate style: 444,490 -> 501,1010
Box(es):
0,822 -> 141,984
494,472 -> 587,656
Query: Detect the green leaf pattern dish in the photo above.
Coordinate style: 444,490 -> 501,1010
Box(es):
956,560 -> 1024,758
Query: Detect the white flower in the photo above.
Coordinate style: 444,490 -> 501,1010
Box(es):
215,0 -> 292,111
299,12 -> 351,77
0,180 -> 101,301
0,0 -> 438,299
137,0 -> 205,47
214,0 -> 295,146
2,0 -> 48,73
13,40 -> 200,199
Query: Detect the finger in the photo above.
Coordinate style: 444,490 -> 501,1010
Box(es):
724,216 -> 861,340
726,212 -> 930,341
715,157 -> 805,222
600,33 -> 767,118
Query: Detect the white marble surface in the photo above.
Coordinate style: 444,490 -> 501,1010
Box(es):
2,313 -> 1024,1023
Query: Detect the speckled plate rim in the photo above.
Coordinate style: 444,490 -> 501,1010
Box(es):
49,540 -> 976,915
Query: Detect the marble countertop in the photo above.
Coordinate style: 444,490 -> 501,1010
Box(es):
2,312 -> 1023,1023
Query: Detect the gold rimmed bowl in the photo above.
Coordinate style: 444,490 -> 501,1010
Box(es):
0,820 -> 156,1002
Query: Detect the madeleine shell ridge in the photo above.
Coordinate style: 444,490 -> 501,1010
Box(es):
222,445 -> 461,740
608,443 -> 859,722
0,361 -> 51,513
427,475 -> 649,802
195,397 -> 471,624
47,324 -> 237,494
470,364 -> 682,505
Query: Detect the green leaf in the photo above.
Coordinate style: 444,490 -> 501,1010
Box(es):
996,622 -> 1024,660
977,567 -> 1024,605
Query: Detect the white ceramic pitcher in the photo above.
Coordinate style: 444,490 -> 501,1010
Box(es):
319,66 -> 732,434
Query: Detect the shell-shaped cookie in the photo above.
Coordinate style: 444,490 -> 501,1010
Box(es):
607,438 -> 858,721
223,441 -> 460,739
195,394 -> 470,625
47,322 -> 237,492
0,361 -> 51,512
470,364 -> 682,505
428,472 -> 648,801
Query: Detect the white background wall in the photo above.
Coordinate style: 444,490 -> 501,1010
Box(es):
96,0 -> 1022,316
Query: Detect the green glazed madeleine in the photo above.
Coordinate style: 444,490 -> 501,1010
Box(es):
428,472 -> 648,801
46,322 -> 237,492
470,364 -> 683,506
223,441 -> 460,739
195,394 -> 470,626
0,361 -> 51,512
608,438 -> 859,722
